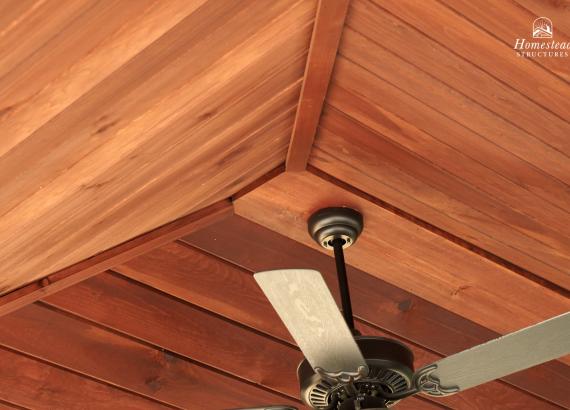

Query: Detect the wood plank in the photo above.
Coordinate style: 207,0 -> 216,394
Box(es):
233,172 -> 570,339
41,272 -> 441,410
329,55 -> 569,213
438,0 -> 570,81
42,272 -> 303,399
0,199 -> 232,316
0,0 -> 208,157
515,0 -> 570,37
338,27 -> 570,186
116,239 -> 566,409
0,399 -> 28,410
0,347 -> 170,410
323,58 -> 570,288
286,0 -> 350,171
0,303 -> 297,409
346,0 -> 570,156
370,0 -> 570,122
314,101 -> 570,290
0,0 -> 314,294
184,215 -> 570,408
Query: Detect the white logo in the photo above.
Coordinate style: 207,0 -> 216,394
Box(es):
514,16 -> 568,58
533,17 -> 553,38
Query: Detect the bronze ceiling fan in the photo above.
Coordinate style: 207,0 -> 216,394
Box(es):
239,207 -> 570,410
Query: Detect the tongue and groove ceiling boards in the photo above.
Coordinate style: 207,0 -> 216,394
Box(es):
0,0 -> 569,409
0,0 -> 314,293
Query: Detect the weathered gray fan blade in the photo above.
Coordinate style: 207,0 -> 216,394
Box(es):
254,269 -> 367,376
415,312 -> 570,396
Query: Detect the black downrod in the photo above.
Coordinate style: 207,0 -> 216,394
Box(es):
331,237 -> 356,331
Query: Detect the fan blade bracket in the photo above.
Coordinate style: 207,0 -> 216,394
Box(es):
413,312 -> 570,397
314,365 -> 369,384
413,364 -> 460,397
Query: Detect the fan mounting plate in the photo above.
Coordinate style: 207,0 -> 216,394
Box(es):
308,207 -> 363,250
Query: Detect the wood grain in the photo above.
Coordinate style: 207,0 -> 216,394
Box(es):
42,272 -> 304,399
286,0 -> 350,171
0,199 -> 232,315
515,0 -> 570,37
234,172 -> 570,340
318,58 -> 570,289
41,272 -> 442,410
438,0 -> 570,82
338,27 -> 570,185
0,0 -> 208,157
0,0 -> 315,294
116,239 -> 566,409
370,0 -> 570,122
0,303 -> 298,410
346,0 -> 570,157
184,214 -> 570,408
0,347 -> 170,410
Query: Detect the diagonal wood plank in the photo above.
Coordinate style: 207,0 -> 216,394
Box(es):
0,303 -> 297,409
286,0 -> 350,171
0,199 -> 232,317
0,347 -> 170,410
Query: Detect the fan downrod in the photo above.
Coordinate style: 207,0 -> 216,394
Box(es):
308,207 -> 363,250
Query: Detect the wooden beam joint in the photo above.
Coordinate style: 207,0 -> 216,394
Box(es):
285,0 -> 350,171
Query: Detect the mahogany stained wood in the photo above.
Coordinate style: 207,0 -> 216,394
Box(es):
0,0 -> 315,294
0,303 -> 297,410
286,0 -> 350,171
0,347 -> 169,410
116,238 -> 566,409
183,214 -> 570,408
0,199 -> 232,317
42,272 -> 442,410
234,172 -> 570,340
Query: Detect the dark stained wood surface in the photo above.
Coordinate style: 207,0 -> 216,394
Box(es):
0,347 -> 170,410
234,172 -> 570,343
40,272 -> 446,410
116,238 -> 565,409
183,215 -> 570,409
42,272 -> 304,401
0,0 -> 315,294
0,199 -> 232,316
286,0 -> 350,171
0,303 -> 296,410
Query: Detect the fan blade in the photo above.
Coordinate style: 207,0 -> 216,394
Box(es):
254,269 -> 367,378
414,312 -> 570,396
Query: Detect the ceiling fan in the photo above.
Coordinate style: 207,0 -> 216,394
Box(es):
238,207 -> 570,410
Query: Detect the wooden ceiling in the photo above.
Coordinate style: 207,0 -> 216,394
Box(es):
0,0 -> 569,409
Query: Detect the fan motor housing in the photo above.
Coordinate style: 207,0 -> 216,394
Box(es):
298,337 -> 414,409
